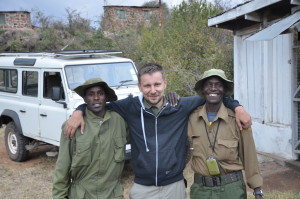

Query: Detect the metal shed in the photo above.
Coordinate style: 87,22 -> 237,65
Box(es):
208,0 -> 300,159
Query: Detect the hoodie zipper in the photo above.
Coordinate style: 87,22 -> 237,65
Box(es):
155,117 -> 158,186
138,95 -> 169,186
144,106 -> 166,186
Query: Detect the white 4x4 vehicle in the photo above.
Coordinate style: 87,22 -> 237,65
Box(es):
0,50 -> 140,161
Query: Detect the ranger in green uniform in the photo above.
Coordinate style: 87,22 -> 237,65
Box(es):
52,78 -> 128,199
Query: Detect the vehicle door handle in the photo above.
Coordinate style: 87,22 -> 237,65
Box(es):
20,109 -> 26,113
40,113 -> 47,117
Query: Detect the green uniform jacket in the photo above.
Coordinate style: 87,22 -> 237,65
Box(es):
53,109 -> 128,199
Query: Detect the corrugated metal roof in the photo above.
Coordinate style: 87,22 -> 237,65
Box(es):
246,11 -> 300,41
207,0 -> 285,30
208,0 -> 252,19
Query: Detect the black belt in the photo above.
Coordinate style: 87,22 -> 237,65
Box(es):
194,170 -> 243,187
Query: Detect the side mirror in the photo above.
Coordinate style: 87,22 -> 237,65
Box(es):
51,86 -> 61,101
51,86 -> 67,108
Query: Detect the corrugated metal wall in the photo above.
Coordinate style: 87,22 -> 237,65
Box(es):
293,44 -> 300,153
234,34 -> 293,125
233,33 -> 297,158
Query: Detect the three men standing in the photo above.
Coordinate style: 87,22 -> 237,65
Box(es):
63,64 -> 252,199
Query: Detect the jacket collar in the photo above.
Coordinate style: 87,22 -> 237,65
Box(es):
85,108 -> 111,122
198,102 -> 229,124
138,94 -> 167,110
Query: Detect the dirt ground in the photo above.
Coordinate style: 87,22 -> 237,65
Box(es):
0,128 -> 300,198
256,155 -> 300,192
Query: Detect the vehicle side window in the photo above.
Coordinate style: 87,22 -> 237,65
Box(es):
0,69 -> 18,93
43,72 -> 65,99
22,71 -> 38,97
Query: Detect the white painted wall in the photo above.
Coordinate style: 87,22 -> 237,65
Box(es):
252,123 -> 293,158
234,33 -> 297,159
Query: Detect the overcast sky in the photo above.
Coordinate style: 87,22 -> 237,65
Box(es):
0,0 -> 245,27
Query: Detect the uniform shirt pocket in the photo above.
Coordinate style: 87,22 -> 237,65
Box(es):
71,142 -> 92,167
191,135 -> 202,157
217,139 -> 238,161
114,137 -> 126,162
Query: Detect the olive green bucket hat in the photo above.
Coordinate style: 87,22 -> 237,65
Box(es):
194,69 -> 234,97
74,78 -> 117,102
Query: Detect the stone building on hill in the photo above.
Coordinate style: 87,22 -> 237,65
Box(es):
0,11 -> 32,29
102,6 -> 160,32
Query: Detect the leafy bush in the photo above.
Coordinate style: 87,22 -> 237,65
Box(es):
0,29 -> 6,35
127,0 -> 234,96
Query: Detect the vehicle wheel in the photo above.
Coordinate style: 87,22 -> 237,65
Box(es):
4,121 -> 29,162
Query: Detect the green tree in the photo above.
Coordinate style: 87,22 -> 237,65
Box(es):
65,8 -> 92,36
134,0 -> 233,96
31,9 -> 51,28
142,0 -> 170,20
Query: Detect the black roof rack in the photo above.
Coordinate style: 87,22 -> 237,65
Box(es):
51,49 -> 123,58
50,49 -> 122,55
0,49 -> 123,58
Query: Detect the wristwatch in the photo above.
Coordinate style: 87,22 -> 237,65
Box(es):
253,189 -> 264,197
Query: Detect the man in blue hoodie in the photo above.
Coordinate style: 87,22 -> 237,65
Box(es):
64,63 -> 251,199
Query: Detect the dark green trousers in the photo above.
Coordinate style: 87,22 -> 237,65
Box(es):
190,178 -> 247,199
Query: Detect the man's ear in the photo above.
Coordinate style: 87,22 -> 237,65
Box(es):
138,83 -> 142,92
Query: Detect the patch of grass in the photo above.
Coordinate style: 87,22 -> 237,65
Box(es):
0,166 -> 54,199
33,155 -> 57,170
0,166 -> 13,179
0,29 -> 5,35
41,156 -> 57,168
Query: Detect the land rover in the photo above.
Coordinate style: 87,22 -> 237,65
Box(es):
0,50 -> 140,161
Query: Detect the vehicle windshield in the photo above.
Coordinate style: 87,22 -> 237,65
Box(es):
65,62 -> 138,90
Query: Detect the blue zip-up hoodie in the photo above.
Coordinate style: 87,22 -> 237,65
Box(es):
77,96 -> 239,186
107,95 -> 239,186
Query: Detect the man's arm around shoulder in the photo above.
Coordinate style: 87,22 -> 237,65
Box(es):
223,97 -> 252,130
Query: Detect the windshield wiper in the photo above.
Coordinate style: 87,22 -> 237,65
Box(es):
116,80 -> 133,89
